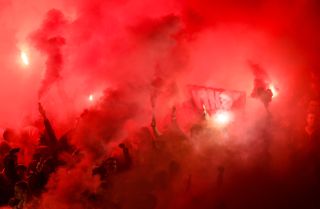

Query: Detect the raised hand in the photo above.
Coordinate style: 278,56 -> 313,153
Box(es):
151,114 -> 156,128
171,106 -> 177,121
38,102 -> 47,118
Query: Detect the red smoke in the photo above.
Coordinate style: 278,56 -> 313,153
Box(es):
29,9 -> 66,98
0,0 -> 319,209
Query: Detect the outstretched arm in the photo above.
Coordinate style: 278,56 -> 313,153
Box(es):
38,102 -> 47,119
171,106 -> 182,130
202,104 -> 209,120
38,103 -> 58,145
171,106 -> 177,123
151,114 -> 161,137
119,143 -> 132,169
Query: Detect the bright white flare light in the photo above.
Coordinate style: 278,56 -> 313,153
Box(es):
87,91 -> 104,104
20,51 -> 29,66
269,84 -> 278,98
213,111 -> 232,126
88,94 -> 94,102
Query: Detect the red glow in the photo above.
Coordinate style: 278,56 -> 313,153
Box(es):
0,1 -> 318,209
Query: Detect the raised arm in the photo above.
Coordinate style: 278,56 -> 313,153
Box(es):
202,104 -> 209,120
171,106 -> 177,124
151,114 -> 161,137
38,103 -> 58,145
119,143 -> 132,170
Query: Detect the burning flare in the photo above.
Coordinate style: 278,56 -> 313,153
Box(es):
20,51 -> 29,66
213,111 -> 233,126
88,94 -> 94,102
269,84 -> 278,98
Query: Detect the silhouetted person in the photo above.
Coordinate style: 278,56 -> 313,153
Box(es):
0,148 -> 21,205
119,143 -> 132,171
3,148 -> 20,183
0,129 -> 13,155
9,181 -> 30,209
28,157 -> 56,196
38,103 -> 58,148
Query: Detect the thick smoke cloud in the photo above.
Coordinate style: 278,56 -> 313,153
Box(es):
0,0 -> 319,209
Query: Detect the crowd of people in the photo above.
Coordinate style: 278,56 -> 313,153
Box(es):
0,103 -> 78,208
0,75 -> 319,209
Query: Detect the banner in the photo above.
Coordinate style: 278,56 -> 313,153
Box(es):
189,85 -> 246,112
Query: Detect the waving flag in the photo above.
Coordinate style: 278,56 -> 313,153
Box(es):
189,85 -> 246,112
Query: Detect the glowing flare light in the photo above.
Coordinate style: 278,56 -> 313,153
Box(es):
269,84 -> 278,98
20,51 -> 29,66
213,111 -> 233,126
87,91 -> 104,104
88,94 -> 94,102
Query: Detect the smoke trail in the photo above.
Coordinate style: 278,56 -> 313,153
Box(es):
29,9 -> 67,99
